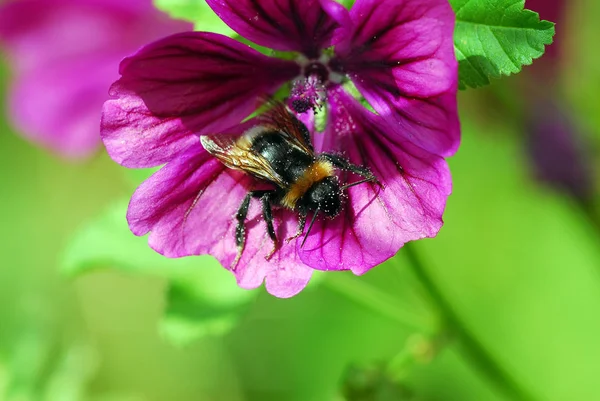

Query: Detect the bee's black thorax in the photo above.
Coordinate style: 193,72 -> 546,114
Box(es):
297,176 -> 342,217
250,131 -> 314,187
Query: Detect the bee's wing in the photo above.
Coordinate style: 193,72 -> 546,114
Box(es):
200,134 -> 287,187
261,102 -> 315,156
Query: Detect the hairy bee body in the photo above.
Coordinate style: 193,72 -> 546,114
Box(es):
200,103 -> 378,267
248,130 -> 337,211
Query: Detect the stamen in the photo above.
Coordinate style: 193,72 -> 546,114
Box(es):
288,75 -> 327,114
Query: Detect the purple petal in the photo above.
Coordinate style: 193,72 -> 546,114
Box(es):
230,213 -> 313,299
128,142 -> 312,298
0,0 -> 190,159
334,0 -> 459,157
102,32 -> 300,168
298,89 -> 452,274
319,0 -> 352,35
206,0 -> 341,57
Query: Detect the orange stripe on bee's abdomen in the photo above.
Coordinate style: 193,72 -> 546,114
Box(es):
281,160 -> 335,209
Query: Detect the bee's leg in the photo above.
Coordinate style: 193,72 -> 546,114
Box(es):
285,212 -> 307,243
319,153 -> 382,188
232,190 -> 274,269
260,192 -> 278,260
232,192 -> 253,270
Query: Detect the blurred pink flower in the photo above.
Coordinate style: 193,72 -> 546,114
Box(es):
0,0 -> 191,159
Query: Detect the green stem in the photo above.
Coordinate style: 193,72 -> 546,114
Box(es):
403,244 -> 539,401
323,272 -> 427,331
385,331 -> 450,382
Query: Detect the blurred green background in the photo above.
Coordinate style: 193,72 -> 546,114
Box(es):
1,1 -> 599,400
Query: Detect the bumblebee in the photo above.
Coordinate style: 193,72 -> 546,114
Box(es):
200,103 -> 380,268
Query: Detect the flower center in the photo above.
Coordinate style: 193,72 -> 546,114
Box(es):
289,55 -> 342,115
304,61 -> 329,83
289,75 -> 326,114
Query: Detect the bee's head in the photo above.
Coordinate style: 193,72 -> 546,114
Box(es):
302,176 -> 342,217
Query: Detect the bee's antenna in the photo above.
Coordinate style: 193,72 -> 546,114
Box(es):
301,208 -> 320,247
341,177 -> 377,190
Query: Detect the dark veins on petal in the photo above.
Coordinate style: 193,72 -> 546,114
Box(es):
365,79 -> 452,132
285,0 -> 336,57
180,162 -> 229,246
347,9 -> 426,61
358,131 -> 430,220
350,96 -> 443,228
352,53 -> 434,70
113,33 -> 300,142
195,171 -> 254,253
341,177 -> 367,265
226,0 -> 335,57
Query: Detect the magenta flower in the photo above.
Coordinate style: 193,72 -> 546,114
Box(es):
0,0 -> 190,159
101,0 -> 458,297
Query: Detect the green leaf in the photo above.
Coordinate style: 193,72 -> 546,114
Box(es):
153,0 -> 235,35
160,266 -> 255,347
62,199 -> 183,277
62,200 -> 257,345
0,362 -> 7,397
450,0 -> 555,89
